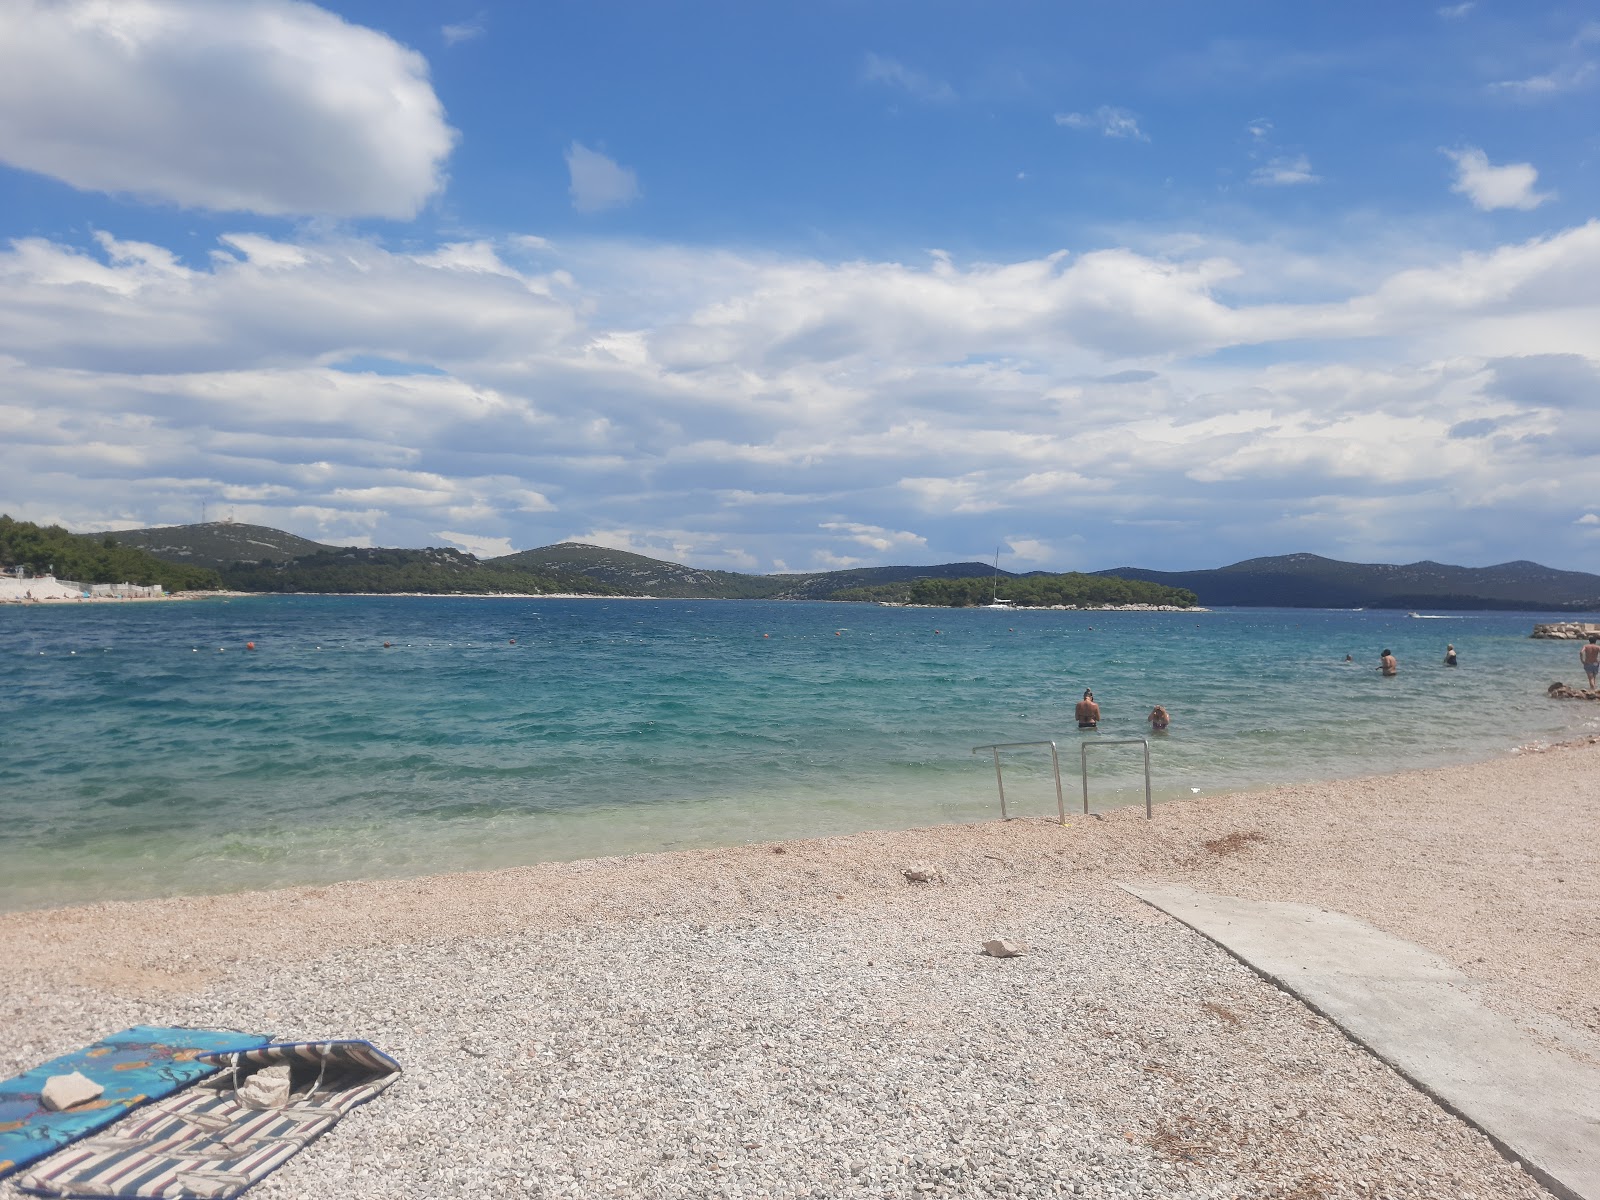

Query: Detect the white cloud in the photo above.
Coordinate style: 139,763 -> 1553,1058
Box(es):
1444,147 -> 1553,211
1577,513 -> 1600,525
441,19 -> 484,46
1437,2 -> 1474,16
1054,107 -> 1148,141
0,0 -> 456,218
1250,154 -> 1320,186
1492,62 -> 1597,96
861,53 -> 955,103
437,530 -> 514,558
565,142 -> 641,213
819,521 -> 926,553
6,219 -> 1600,569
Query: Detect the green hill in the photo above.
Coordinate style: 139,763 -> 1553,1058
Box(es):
1095,553 -> 1600,611
490,544 -> 1016,599
492,542 -> 787,598
104,521 -> 335,570
0,515 -> 222,591
218,546 -> 625,595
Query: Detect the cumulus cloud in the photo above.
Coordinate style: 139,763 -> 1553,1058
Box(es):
0,0 -> 456,218
819,521 -> 926,553
1576,513 -> 1600,525
861,53 -> 954,103
1444,147 -> 1552,211
1250,154 -> 1320,186
1054,107 -> 1148,141
565,142 -> 641,213
6,218 -> 1600,568
437,530 -> 514,557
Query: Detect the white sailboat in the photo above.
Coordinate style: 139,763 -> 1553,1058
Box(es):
981,546 -> 1015,609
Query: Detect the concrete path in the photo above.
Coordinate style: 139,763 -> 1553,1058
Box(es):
1122,883 -> 1600,1200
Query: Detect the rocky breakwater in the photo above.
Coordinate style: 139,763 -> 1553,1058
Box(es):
1546,682 -> 1600,701
1531,621 -> 1600,639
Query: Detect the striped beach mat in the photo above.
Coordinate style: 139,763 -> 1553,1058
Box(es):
0,1027 -> 272,1181
16,1041 -> 401,1199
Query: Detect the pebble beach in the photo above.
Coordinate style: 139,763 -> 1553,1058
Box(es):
4,740 -> 1597,1199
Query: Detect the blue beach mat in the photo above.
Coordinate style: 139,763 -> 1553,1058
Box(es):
16,1041 -> 401,1199
0,1027 -> 271,1181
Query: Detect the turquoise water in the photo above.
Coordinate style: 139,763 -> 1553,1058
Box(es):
2,596 -> 1595,911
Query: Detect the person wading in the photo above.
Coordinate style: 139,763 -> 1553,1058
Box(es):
1075,689 -> 1100,729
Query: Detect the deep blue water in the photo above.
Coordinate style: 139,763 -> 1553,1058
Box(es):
2,596 -> 1594,910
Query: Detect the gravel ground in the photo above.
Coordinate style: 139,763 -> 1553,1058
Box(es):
5,740 -> 1598,1198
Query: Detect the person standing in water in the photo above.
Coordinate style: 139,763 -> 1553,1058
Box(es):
1075,689 -> 1100,729
1147,705 -> 1170,732
1444,644 -> 1458,667
1379,649 -> 1398,677
1581,635 -> 1600,689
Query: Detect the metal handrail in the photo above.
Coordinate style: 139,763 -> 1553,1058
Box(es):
970,741 -> 1066,824
1080,737 -> 1153,818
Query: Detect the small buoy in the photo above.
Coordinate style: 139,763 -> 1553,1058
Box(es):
70,650 -> 76,655
836,631 -> 842,637
192,648 -> 198,653
245,642 -> 256,651
217,647 -> 225,653
764,633 -> 770,638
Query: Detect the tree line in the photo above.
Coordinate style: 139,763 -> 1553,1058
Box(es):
218,547 -> 625,595
0,515 -> 222,591
831,572 -> 1198,608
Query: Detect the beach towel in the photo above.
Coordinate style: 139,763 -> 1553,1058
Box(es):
0,1027 -> 272,1181
17,1041 -> 401,1199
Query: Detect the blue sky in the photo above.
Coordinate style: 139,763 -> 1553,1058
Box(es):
1,0 -> 1597,572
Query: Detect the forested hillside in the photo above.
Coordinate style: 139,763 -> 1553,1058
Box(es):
218,547 -> 625,595
0,515 -> 222,590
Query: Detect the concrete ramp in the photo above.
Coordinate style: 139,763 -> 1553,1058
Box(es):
1122,883 -> 1600,1200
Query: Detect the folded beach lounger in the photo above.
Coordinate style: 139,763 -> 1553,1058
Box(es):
16,1041 -> 401,1200
0,1027 -> 272,1181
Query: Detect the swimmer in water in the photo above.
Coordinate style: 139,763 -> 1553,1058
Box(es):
1379,648 -> 1398,677
1075,689 -> 1100,729
1444,644 -> 1458,667
1148,705 -> 1170,733
1344,653 -> 1353,662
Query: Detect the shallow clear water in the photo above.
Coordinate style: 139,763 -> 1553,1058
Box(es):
2,596 -> 1594,910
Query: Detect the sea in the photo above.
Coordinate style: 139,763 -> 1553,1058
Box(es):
2,596 -> 1596,912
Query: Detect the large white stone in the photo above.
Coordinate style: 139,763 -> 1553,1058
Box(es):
40,1071 -> 103,1111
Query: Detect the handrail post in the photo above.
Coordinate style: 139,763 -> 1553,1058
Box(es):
1079,737 -> 1154,819
1080,743 -> 1090,815
992,748 -> 1006,820
1050,742 -> 1065,825
971,741 -> 1066,825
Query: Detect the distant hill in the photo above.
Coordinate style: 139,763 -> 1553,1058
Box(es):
218,546 -> 624,596
74,523 -> 1600,609
493,543 -> 789,599
0,515 -> 222,591
1095,553 -> 1600,611
491,543 -> 1019,599
105,521 -> 335,570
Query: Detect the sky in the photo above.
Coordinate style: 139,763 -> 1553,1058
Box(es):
0,0 -> 1597,574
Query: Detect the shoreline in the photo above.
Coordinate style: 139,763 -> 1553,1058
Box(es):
6,738 -> 1595,1025
5,742 -> 1595,1197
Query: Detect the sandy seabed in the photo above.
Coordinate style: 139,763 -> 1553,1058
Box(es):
4,742 -> 1597,1198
